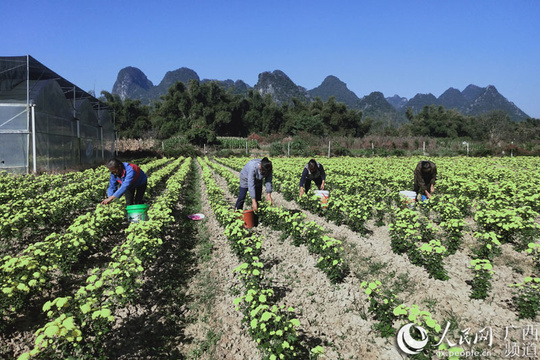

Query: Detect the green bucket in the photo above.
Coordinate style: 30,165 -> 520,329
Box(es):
126,204 -> 149,223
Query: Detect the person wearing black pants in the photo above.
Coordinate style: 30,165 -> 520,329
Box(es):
101,158 -> 148,205
235,157 -> 273,212
124,182 -> 148,205
299,159 -> 326,197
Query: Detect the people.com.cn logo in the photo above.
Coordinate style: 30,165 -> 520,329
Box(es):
396,323 -> 429,355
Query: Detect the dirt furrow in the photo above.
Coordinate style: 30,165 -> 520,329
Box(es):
179,161 -> 261,359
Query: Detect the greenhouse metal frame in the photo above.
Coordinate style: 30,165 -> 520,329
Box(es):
0,55 -> 115,174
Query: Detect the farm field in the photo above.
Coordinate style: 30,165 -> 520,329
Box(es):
1,156 -> 539,359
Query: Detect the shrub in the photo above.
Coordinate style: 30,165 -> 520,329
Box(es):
471,144 -> 494,157
270,142 -> 284,157
163,144 -> 201,158
161,134 -> 204,156
290,138 -> 309,156
510,277 -> 540,320
186,126 -> 217,146
332,145 -> 352,156
468,259 -> 494,300
215,149 -> 244,158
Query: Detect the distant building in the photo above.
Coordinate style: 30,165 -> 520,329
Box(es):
0,55 -> 115,174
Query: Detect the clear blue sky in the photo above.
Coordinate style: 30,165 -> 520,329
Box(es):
2,0 -> 539,118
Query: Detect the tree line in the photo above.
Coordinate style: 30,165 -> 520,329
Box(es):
101,79 -> 540,146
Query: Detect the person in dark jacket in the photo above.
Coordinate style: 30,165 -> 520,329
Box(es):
101,158 -> 148,205
414,160 -> 437,201
235,157 -> 273,212
299,159 -> 326,197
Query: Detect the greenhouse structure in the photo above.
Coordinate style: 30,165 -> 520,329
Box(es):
0,55 -> 115,174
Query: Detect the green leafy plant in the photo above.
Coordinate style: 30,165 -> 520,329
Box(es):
199,158 -> 304,359
234,289 -> 300,360
472,231 -> 502,261
360,280 -> 399,337
526,243 -> 540,275
17,157 -> 192,359
409,240 -> 449,280
510,277 -> 540,320
393,304 -> 443,359
468,259 -> 494,300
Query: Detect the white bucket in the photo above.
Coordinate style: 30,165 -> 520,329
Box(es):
399,191 -> 416,208
314,190 -> 329,206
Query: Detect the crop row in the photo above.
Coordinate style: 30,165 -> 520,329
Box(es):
216,156 -> 539,258
204,157 -> 347,284
214,157 -> 378,234
0,170 -> 86,205
214,156 -> 540,354
198,158 -> 311,360
0,167 -> 110,240
17,157 -> 191,359
1,157 -> 182,328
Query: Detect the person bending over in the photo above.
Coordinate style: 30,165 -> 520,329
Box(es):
101,158 -> 148,205
299,159 -> 326,197
414,160 -> 437,201
235,157 -> 273,212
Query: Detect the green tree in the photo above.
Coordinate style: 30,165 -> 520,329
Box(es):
100,91 -> 151,138
261,102 -> 284,134
409,105 -> 468,138
405,107 -> 414,121
185,123 -> 217,146
152,81 -> 192,138
515,118 -> 540,143
473,110 -> 513,142
283,97 -> 312,135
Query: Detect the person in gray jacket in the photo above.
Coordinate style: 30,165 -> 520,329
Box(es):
235,157 -> 273,211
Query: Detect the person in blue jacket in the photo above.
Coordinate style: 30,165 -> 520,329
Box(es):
101,158 -> 148,205
299,159 -> 326,197
235,157 -> 273,212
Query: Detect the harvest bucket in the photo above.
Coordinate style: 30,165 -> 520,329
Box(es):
242,209 -> 258,229
314,190 -> 329,207
399,191 -> 416,209
126,204 -> 149,223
